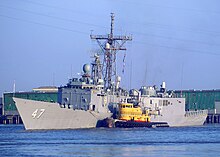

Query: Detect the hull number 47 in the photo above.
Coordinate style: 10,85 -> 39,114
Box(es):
32,109 -> 45,119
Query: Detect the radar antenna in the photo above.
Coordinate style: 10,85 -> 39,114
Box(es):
90,13 -> 132,90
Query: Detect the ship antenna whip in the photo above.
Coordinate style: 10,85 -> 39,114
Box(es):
13,80 -> 16,97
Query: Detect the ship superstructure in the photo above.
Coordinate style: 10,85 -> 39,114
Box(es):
128,82 -> 208,126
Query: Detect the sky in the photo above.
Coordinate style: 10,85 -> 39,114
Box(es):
0,0 -> 220,95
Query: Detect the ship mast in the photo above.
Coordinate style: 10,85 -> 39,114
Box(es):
90,13 -> 132,90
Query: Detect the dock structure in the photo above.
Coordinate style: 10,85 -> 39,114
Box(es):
0,97 -> 2,116
206,114 -> 220,124
0,115 -> 22,124
205,101 -> 220,124
0,97 -> 22,124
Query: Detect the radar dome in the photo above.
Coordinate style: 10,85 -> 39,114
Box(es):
83,64 -> 90,74
106,42 -> 110,50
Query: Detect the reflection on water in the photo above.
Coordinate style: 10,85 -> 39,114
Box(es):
1,124 -> 220,156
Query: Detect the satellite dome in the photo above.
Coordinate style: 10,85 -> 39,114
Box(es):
83,64 -> 90,74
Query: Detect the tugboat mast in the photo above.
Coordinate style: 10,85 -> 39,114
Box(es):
90,13 -> 132,90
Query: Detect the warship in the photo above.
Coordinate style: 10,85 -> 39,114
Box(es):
13,13 -> 207,130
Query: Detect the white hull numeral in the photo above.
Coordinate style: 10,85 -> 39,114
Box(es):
32,109 -> 45,119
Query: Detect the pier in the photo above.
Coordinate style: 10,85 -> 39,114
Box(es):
206,114 -> 220,124
0,115 -> 22,124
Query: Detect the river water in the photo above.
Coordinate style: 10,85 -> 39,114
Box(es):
0,124 -> 220,156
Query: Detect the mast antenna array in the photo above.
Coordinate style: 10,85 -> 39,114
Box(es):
90,13 -> 132,90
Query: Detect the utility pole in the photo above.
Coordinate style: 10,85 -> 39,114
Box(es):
90,13 -> 132,90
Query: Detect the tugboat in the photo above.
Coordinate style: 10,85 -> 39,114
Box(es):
118,103 -> 150,122
114,103 -> 169,128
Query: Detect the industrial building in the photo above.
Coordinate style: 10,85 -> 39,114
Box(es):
174,90 -> 220,113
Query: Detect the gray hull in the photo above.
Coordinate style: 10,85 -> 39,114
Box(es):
140,97 -> 208,127
13,98 -> 111,130
150,111 -> 208,127
14,96 -> 208,130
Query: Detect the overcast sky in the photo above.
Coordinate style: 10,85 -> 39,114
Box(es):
1,0 -> 220,95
